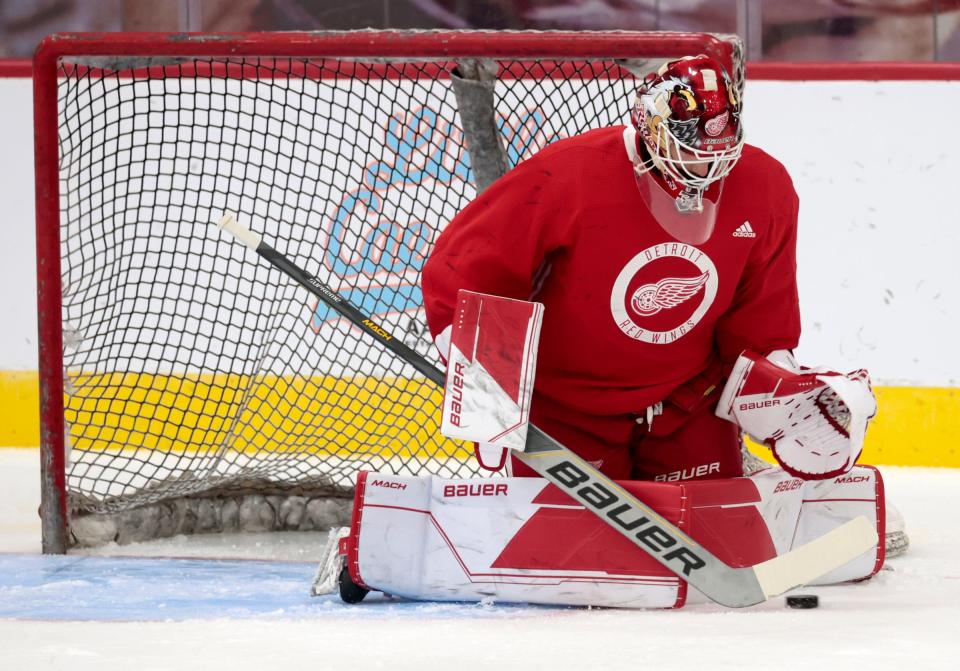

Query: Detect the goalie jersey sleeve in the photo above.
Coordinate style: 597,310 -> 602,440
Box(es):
423,127 -> 801,417
422,150 -> 577,338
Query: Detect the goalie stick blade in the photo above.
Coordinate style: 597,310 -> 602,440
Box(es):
216,213 -> 880,610
753,515 -> 878,600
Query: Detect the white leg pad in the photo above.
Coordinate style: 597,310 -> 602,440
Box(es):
339,467 -> 884,608
794,465 -> 886,584
346,472 -> 684,608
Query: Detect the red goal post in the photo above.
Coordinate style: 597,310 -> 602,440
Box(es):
34,30 -> 744,553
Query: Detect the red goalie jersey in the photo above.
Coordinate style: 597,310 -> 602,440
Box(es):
422,126 -> 801,479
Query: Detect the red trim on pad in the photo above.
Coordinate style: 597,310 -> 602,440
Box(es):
347,471 -> 371,590
866,465 -> 887,579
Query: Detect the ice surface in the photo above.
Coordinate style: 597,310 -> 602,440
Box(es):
1,448 -> 959,670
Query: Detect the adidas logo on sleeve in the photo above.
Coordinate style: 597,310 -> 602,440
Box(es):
733,221 -> 756,238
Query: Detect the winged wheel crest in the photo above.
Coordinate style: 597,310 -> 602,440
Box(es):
630,271 -> 710,317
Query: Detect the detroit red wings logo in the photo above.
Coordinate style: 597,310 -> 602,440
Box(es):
630,272 -> 710,317
610,243 -> 718,344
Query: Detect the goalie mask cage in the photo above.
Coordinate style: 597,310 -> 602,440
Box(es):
34,30 -> 743,553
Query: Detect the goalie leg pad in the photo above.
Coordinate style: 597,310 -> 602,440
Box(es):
345,471 -> 687,608
334,468 -> 884,608
794,465 -> 886,583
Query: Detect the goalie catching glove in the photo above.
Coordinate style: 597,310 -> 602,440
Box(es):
717,351 -> 877,480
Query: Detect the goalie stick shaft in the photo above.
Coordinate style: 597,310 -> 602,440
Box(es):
216,214 -> 877,608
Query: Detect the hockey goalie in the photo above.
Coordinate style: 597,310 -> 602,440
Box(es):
314,55 -> 892,608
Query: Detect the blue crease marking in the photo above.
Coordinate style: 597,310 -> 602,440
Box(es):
0,555 -> 562,622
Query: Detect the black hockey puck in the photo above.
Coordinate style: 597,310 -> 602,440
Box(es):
786,595 -> 819,609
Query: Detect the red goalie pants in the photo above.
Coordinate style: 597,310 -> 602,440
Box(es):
511,395 -> 743,481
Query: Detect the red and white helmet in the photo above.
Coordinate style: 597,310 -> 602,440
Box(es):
631,55 -> 744,212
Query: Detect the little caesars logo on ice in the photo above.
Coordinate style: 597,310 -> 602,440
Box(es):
610,243 -> 718,344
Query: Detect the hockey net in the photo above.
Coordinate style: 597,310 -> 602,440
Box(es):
35,31 -> 742,550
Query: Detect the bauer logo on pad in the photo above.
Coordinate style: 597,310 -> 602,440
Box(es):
440,290 -> 544,451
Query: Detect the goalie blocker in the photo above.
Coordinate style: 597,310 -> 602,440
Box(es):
440,289 -> 543,467
314,466 -> 885,608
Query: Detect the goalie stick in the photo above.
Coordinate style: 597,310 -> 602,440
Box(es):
215,213 -> 877,608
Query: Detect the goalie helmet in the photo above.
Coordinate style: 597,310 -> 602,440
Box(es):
631,55 -> 744,215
